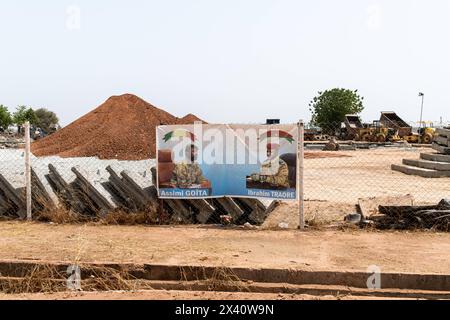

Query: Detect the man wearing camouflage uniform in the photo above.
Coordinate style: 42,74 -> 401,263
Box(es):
171,144 -> 208,188
253,143 -> 290,189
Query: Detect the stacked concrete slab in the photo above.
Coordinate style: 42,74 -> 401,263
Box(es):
392,128 -> 450,178
0,150 -> 28,218
432,128 -> 450,155
0,150 -> 277,225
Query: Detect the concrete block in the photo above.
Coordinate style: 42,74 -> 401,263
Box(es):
403,159 -> 450,171
436,128 -> 450,138
71,167 -> 116,215
432,143 -> 450,155
435,135 -> 450,147
421,153 -> 450,163
31,169 -> 55,210
164,199 -> 192,222
48,164 -> 88,214
188,199 -> 216,224
105,165 -> 138,211
392,164 -> 450,178
0,174 -> 26,218
30,156 -> 60,206
216,198 -> 245,221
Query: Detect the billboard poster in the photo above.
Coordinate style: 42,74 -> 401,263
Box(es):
156,124 -> 299,200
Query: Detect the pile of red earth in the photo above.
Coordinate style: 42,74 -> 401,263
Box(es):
31,94 -> 206,160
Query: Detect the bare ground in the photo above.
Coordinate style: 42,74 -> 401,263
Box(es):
0,290 -> 408,300
0,222 -> 449,275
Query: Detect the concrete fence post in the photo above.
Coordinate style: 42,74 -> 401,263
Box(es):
298,120 -> 305,230
25,121 -> 32,221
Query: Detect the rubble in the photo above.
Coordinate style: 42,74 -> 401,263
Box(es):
322,137 -> 340,151
344,213 -> 362,224
357,195 -> 414,218
372,199 -> 450,231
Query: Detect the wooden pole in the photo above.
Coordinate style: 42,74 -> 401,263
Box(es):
298,120 -> 305,230
25,121 -> 32,221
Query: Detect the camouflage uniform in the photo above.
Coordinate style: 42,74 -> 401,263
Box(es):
260,157 -> 290,188
171,163 -> 206,188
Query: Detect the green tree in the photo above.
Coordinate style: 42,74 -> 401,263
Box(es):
13,106 -> 37,133
309,88 -> 364,132
0,105 -> 13,131
35,108 -> 59,134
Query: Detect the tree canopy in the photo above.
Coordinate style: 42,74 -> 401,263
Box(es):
309,88 -> 364,131
35,108 -> 59,133
0,105 -> 13,131
12,106 -> 38,133
0,105 -> 60,134
13,106 -> 38,126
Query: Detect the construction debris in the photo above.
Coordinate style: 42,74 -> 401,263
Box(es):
220,215 -> 233,225
322,137 -> 340,151
373,199 -> 450,231
344,213 -> 362,224
357,195 -> 415,218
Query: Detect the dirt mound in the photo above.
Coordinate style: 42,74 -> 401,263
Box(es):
31,94 -> 206,160
177,114 -> 206,124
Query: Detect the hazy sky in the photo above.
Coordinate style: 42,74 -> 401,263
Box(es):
1,0 -> 449,126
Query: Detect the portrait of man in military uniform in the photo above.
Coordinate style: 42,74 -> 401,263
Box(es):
247,143 -> 291,190
170,144 -> 211,189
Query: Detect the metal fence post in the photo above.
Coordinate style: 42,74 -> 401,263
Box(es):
25,121 -> 32,221
298,120 -> 305,230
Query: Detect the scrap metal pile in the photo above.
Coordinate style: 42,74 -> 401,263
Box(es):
373,199 -> 450,231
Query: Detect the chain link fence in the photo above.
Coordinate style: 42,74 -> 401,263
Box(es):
299,121 -> 450,228
0,122 -> 449,229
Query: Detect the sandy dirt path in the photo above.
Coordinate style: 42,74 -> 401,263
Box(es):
0,290 -> 404,300
0,222 -> 449,275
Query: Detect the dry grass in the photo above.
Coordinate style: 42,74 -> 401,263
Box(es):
34,207 -> 87,224
33,205 -> 159,226
0,264 -> 149,294
0,217 -> 155,295
99,209 -> 158,226
77,265 -> 144,292
0,264 -> 67,294
180,266 -> 250,292
0,263 -> 250,295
